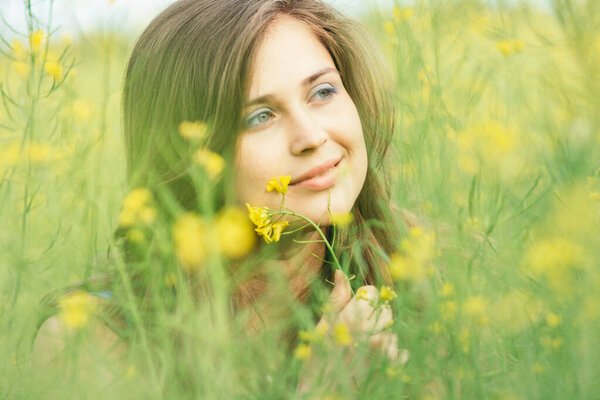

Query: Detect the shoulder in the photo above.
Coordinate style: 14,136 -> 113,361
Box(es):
33,295 -> 126,368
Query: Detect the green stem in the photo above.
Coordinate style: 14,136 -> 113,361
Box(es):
270,209 -> 343,274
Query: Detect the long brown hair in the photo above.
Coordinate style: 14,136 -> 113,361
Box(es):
122,0 -> 398,293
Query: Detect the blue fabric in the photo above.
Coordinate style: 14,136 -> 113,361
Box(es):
88,290 -> 113,300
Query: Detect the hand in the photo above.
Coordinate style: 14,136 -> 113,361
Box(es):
297,270 -> 403,395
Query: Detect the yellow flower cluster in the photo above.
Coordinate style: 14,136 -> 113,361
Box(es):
118,188 -> 157,228
266,175 -> 291,194
172,207 -> 256,272
194,148 -> 225,179
173,212 -> 206,272
44,61 -> 63,80
178,120 -> 207,140
58,290 -> 97,330
497,38 -> 525,57
246,203 -> 289,244
524,237 -> 584,294
388,226 -> 436,281
463,295 -> 489,326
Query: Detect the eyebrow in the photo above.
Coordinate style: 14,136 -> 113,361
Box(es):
245,67 -> 339,108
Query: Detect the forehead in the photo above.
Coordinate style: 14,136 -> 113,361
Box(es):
247,16 -> 336,98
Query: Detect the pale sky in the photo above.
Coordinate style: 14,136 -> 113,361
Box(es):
1,0 -> 393,38
1,0 -> 550,39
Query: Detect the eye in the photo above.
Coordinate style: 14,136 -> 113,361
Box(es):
246,109 -> 275,129
310,83 -> 337,102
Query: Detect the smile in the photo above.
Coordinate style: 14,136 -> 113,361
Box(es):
289,158 -> 342,190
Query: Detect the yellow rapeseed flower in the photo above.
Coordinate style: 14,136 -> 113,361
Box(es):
215,206 -> 256,258
12,61 -> 30,78
126,228 -> 145,244
71,100 -> 94,121
246,203 -> 270,228
194,148 -> 225,179
30,30 -> 44,53
58,291 -> 97,330
11,39 -> 26,60
294,343 -> 312,361
497,39 -> 525,57
45,61 -> 63,80
330,212 -> 353,227
384,21 -> 395,36
388,227 -> 436,282
356,287 -> 370,301
118,188 -> 156,227
379,285 -> 397,301
173,213 -> 206,272
178,120 -> 207,140
271,221 -> 289,242
393,6 -> 413,22
463,296 -> 489,326
441,282 -> 455,297
266,175 -> 291,194
546,312 -> 561,327
333,322 -> 352,346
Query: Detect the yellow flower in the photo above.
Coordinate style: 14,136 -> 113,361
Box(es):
384,21 -> 395,36
330,212 -> 353,227
119,188 -> 156,227
356,287 -> 370,301
246,203 -> 270,228
255,224 -> 274,244
173,213 -> 206,272
123,188 -> 152,210
497,39 -> 525,57
546,313 -> 561,327
178,120 -> 207,140
215,206 -> 256,258
294,343 -> 312,361
441,282 -> 455,297
45,61 -> 63,80
379,286 -> 397,301
393,6 -> 413,22
71,100 -> 94,121
12,62 -> 30,78
11,39 -> 26,60
463,296 -> 489,326
266,175 -> 291,194
271,221 -> 289,242
58,291 -> 97,329
299,324 -> 327,343
333,322 -> 352,346
30,30 -> 44,53
194,148 -> 225,179
126,228 -> 145,244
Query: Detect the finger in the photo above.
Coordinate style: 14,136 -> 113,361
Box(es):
328,269 -> 352,312
316,270 -> 352,331
369,306 -> 393,333
368,332 -> 399,361
339,285 -> 379,327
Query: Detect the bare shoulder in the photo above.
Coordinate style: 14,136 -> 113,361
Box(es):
33,303 -> 126,368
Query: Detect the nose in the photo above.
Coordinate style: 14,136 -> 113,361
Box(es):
286,107 -> 328,155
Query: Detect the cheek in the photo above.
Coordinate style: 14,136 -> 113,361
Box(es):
233,136 -> 278,203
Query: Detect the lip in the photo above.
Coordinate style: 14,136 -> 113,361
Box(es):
289,157 -> 342,190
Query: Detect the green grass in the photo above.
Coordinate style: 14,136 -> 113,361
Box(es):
1,0 -> 599,399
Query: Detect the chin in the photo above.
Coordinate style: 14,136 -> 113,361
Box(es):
286,186 -> 357,227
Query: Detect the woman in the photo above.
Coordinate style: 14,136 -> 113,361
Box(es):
34,0 -> 403,395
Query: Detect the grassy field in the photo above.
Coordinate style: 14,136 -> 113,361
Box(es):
1,0 -> 599,399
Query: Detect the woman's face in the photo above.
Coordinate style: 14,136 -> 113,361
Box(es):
234,16 -> 368,225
